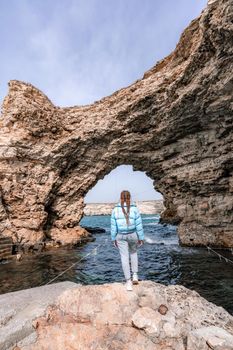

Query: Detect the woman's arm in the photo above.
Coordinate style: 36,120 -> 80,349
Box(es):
135,207 -> 144,240
111,208 -> 118,241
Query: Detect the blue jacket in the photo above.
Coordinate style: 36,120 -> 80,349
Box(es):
111,202 -> 144,241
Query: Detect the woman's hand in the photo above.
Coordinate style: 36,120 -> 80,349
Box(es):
113,240 -> 118,248
137,240 -> 144,247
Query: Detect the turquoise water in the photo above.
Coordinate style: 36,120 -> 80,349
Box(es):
0,214 -> 232,315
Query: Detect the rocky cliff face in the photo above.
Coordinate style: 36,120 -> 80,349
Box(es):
0,0 -> 233,248
84,200 -> 165,216
1,281 -> 233,350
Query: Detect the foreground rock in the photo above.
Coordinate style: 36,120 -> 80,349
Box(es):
1,281 -> 233,350
0,281 -> 78,350
0,0 -> 233,247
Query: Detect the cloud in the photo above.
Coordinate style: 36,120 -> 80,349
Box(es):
0,0 -> 207,107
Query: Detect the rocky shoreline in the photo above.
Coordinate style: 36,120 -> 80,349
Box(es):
0,226 -> 95,263
84,200 -> 165,216
0,280 -> 233,350
0,200 -> 165,262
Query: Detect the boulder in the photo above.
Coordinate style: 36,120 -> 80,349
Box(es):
81,226 -> 106,234
49,226 -> 94,247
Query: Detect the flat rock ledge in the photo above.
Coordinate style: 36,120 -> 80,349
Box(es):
0,281 -> 233,350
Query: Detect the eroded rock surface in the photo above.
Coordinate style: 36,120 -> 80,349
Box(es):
2,281 -> 233,350
0,0 -> 233,247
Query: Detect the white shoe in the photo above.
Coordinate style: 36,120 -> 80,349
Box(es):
125,279 -> 133,291
132,273 -> 139,285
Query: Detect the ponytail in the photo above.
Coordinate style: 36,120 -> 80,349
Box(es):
120,190 -> 131,225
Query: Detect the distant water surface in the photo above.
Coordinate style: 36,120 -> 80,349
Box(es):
0,214 -> 232,315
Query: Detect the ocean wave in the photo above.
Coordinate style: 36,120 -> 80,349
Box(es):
144,236 -> 178,245
143,222 -> 159,226
144,237 -> 163,244
142,216 -> 160,221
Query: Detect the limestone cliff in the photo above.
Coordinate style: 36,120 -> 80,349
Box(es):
0,0 -> 233,247
84,200 -> 165,216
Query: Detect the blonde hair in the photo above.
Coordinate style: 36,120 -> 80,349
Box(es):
120,190 -> 131,225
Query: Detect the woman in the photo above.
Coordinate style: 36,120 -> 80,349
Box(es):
111,190 -> 144,291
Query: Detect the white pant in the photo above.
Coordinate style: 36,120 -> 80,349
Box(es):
116,232 -> 139,280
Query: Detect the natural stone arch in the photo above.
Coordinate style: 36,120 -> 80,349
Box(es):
0,0 -> 232,248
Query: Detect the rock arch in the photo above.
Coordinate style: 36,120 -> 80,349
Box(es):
0,0 -> 232,247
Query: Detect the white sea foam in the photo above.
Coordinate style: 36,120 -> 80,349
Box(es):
143,222 -> 159,226
144,236 -> 178,245
144,237 -> 167,244
143,216 -> 160,221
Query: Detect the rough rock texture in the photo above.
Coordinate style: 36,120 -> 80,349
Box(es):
2,281 -> 233,350
0,235 -> 13,261
0,281 -> 78,350
49,225 -> 94,246
84,200 -> 165,216
0,0 -> 233,247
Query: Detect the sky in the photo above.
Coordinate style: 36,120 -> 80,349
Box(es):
85,165 -> 163,203
0,0 -> 207,203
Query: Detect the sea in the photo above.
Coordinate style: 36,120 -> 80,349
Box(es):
0,214 -> 232,315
